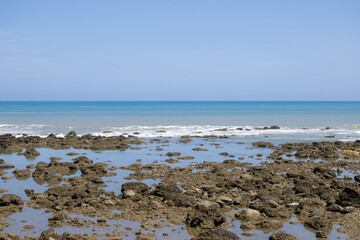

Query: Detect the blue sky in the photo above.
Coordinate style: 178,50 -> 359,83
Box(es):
0,1 -> 359,101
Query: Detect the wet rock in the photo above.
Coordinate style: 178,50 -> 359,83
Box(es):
121,182 -> 150,194
26,164 -> 36,169
337,150 -> 360,159
192,148 -> 208,151
66,152 -> 79,156
123,190 -> 136,198
193,229 -> 240,240
250,196 -> 279,210
355,175 -> 360,183
154,183 -> 194,207
165,152 -> 181,157
0,133 -> 131,152
130,138 -> 145,145
295,198 -> 326,218
269,231 -> 298,240
235,209 -> 262,221
80,162 -> 108,175
293,180 -> 315,195
12,169 -> 31,179
187,211 -> 228,229
254,220 -> 282,230
313,166 -> 336,179
164,158 -> 179,164
23,147 -> 40,158
304,216 -> 332,232
0,164 -> 15,169
0,194 -> 23,207
178,156 -> 195,160
337,187 -> 360,207
219,152 -> 229,156
196,201 -> 220,212
40,228 -> 59,239
252,141 -> 276,149
0,233 -> 22,240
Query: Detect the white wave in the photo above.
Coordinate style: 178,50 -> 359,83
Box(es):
0,123 -> 359,140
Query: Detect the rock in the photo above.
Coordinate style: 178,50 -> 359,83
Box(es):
295,198 -> 326,218
12,169 -> 31,179
121,182 -> 150,194
337,150 -> 360,159
187,211 -> 228,229
192,148 -> 208,151
123,190 -> 136,198
304,216 -> 332,232
0,194 -> 23,207
217,195 -> 233,205
196,201 -> 220,212
165,152 -> 181,157
154,183 -> 194,207
66,152 -> 79,156
250,196 -> 279,210
0,233 -> 22,240
164,158 -> 179,164
269,125 -> 281,129
0,164 -> 15,169
252,141 -> 276,149
337,187 -> 360,207
65,131 -> 77,138
269,231 -> 298,240
48,171 -> 62,178
355,175 -> 360,182
26,164 -> 36,169
193,229 -> 240,240
40,228 -> 59,239
23,147 -> 40,158
235,209 -> 262,221
254,220 -> 282,230
178,156 -> 195,160
219,152 -> 229,156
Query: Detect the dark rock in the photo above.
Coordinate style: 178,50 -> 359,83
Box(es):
0,194 -> 23,206
337,187 -> 360,207
187,211 -> 228,229
154,183 -> 194,207
23,147 -> 40,158
354,175 -> 360,183
65,131 -> 77,138
269,231 -> 298,240
165,152 -> 181,157
121,182 -> 150,194
193,229 -> 240,240
304,216 -> 332,231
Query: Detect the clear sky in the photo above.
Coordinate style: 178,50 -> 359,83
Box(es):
0,1 -> 359,101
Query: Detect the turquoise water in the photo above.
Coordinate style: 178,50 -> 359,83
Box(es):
0,101 -> 359,141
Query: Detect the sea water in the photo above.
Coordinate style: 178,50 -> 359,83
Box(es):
0,101 -> 359,141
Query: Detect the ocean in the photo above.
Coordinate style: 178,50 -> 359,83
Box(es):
0,101 -> 360,141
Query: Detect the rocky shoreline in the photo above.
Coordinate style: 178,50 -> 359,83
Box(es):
0,133 -> 359,239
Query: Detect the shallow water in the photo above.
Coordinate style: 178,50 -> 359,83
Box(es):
0,136 -> 355,239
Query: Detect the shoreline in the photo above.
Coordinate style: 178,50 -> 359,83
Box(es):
0,132 -> 359,239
